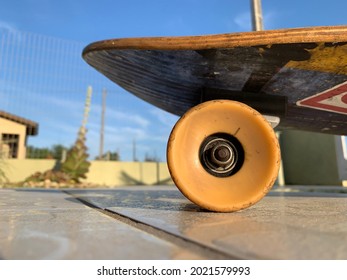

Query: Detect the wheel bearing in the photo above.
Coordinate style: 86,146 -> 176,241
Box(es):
200,133 -> 244,177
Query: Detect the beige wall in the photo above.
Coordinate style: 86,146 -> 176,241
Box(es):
2,159 -> 174,186
0,118 -> 27,159
2,159 -> 56,182
85,161 -> 173,185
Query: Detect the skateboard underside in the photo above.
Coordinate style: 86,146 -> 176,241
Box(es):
83,27 -> 347,212
84,42 -> 347,135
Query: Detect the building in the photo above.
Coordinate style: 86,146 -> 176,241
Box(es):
0,111 -> 38,159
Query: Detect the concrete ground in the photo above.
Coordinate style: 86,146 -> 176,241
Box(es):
1,185 -> 347,260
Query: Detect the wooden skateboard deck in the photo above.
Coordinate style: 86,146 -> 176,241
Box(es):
83,26 -> 347,135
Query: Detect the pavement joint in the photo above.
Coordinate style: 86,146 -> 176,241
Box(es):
64,189 -> 239,260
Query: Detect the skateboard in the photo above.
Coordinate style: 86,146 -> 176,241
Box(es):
83,26 -> 347,212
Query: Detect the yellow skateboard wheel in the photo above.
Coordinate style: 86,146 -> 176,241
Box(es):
167,100 -> 280,212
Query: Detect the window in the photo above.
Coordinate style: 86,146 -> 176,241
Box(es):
1,134 -> 19,158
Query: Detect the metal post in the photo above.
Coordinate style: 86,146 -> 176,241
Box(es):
250,0 -> 289,186
251,0 -> 264,31
133,138 -> 137,162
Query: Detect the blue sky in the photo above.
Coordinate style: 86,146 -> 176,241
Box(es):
2,0 -> 347,41
1,0 -> 347,161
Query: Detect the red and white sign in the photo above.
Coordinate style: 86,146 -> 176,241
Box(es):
297,81 -> 347,115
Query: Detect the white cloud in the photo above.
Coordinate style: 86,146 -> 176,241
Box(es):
0,21 -> 18,33
91,103 -> 150,128
107,109 -> 150,128
0,21 -> 22,43
234,12 -> 252,31
263,11 -> 278,30
0,74 -> 169,161
232,10 -> 279,31
150,108 -> 178,127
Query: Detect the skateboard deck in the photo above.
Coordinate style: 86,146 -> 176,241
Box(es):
83,26 -> 347,212
83,26 -> 347,135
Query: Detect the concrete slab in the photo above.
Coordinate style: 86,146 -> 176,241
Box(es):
0,188 -> 204,260
68,186 -> 347,259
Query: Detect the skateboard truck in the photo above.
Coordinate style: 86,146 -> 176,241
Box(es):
201,87 -> 286,128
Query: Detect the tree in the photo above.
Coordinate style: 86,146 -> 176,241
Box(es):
60,128 -> 90,182
95,151 -> 120,161
60,86 -> 92,183
26,146 -> 52,159
144,152 -> 160,162
51,144 -> 67,160
26,145 -> 68,159
23,86 -> 93,187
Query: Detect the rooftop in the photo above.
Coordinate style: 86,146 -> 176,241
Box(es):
0,111 -> 39,136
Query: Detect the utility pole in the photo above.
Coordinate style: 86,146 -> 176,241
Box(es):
250,0 -> 286,186
251,0 -> 264,31
99,88 -> 107,160
133,138 -> 137,162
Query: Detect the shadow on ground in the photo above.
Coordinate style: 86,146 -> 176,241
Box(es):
65,188 -> 205,212
64,186 -> 347,214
